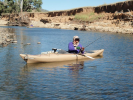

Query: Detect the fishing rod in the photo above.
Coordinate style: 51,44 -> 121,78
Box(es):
84,34 -> 106,49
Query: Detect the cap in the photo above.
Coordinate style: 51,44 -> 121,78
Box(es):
73,36 -> 80,41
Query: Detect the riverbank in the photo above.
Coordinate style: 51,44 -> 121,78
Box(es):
29,19 -> 133,34
1,16 -> 133,35
1,0 -> 133,34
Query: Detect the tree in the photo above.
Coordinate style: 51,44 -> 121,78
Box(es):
33,0 -> 42,11
20,0 -> 23,13
0,1 -> 5,14
23,0 -> 42,12
0,0 -> 43,14
1,0 -> 20,13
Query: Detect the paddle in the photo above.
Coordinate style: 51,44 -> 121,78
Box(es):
77,47 -> 95,59
83,54 -> 95,59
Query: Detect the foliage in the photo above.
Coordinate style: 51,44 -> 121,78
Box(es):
0,0 -> 43,15
74,12 -> 104,22
0,2 -> 6,14
22,0 -> 42,12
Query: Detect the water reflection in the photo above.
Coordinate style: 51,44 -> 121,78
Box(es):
21,56 -> 103,73
22,60 -> 86,72
68,61 -> 84,70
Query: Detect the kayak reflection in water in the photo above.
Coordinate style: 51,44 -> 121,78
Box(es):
68,61 -> 84,71
68,36 -> 84,54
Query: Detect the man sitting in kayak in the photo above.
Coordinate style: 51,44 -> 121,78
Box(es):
68,36 -> 84,54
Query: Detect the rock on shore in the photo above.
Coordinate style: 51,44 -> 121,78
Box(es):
0,28 -> 16,46
0,20 -> 8,26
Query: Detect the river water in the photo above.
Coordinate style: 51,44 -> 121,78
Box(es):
0,26 -> 133,100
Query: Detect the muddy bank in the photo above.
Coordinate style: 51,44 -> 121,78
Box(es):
0,27 -> 17,47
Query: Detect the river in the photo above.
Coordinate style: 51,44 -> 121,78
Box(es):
0,26 -> 133,100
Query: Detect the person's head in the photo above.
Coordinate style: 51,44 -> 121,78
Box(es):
73,36 -> 80,43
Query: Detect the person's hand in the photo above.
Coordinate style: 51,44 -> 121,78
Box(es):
76,46 -> 80,50
81,47 -> 84,51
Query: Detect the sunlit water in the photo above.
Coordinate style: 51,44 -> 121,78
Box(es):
0,26 -> 133,100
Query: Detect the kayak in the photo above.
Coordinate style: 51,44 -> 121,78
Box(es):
20,49 -> 104,63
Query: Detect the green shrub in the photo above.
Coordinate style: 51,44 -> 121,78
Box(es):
74,12 -> 103,22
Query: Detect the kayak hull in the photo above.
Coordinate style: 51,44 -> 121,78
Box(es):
20,49 -> 104,63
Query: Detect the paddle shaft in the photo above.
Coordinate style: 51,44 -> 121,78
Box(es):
83,54 -> 95,59
78,53 -> 95,59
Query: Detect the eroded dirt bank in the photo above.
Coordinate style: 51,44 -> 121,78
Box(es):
1,0 -> 133,34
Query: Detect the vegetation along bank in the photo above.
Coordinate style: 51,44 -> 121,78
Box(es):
0,0 -> 133,34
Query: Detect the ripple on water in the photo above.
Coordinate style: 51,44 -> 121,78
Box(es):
0,27 -> 133,99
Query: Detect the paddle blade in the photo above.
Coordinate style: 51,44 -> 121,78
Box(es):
85,55 -> 95,59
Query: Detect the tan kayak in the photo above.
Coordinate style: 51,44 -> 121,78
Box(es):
20,49 -> 104,63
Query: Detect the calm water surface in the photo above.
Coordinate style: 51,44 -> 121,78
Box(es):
0,26 -> 133,100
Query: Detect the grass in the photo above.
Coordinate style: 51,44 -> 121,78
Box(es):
74,12 -> 104,22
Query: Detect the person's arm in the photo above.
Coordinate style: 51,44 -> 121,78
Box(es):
68,42 -> 78,53
68,42 -> 75,51
78,44 -> 84,54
